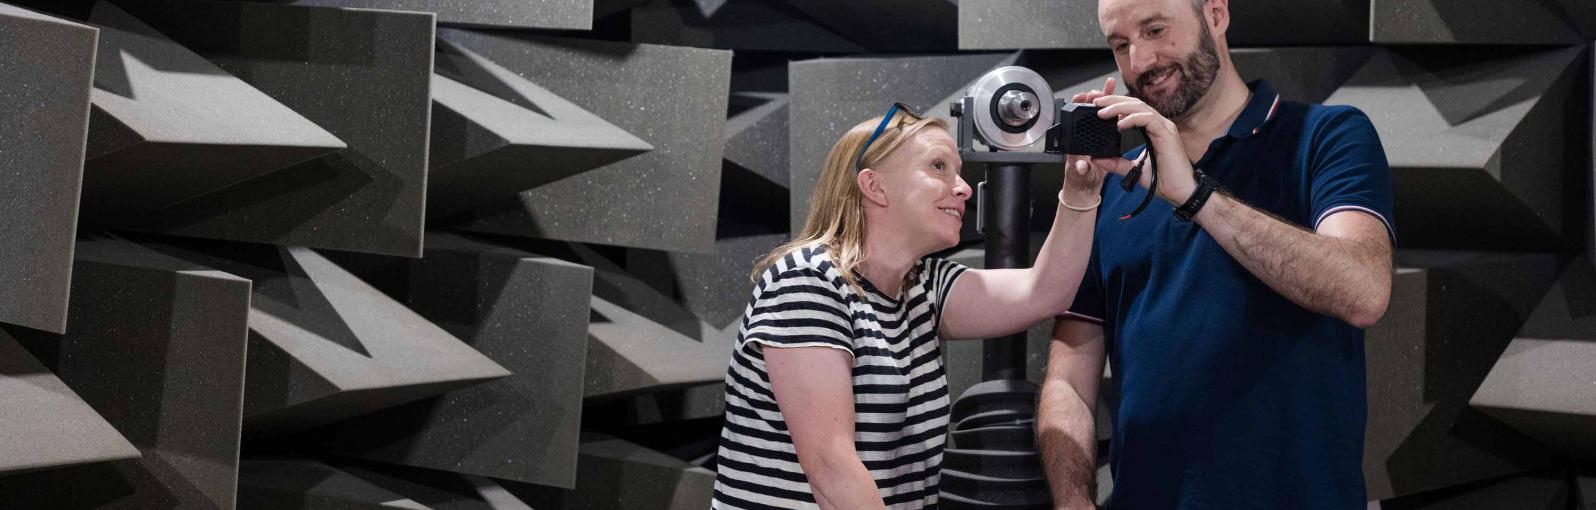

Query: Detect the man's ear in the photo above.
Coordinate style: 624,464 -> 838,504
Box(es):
858,168 -> 890,208
1206,0 -> 1229,37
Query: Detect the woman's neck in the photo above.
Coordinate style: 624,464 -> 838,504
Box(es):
859,227 -> 921,298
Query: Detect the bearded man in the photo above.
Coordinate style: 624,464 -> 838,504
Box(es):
1035,0 -> 1395,508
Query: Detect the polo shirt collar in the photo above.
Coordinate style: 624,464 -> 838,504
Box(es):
1225,79 -> 1281,140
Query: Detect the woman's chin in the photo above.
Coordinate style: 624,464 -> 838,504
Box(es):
938,229 -> 963,251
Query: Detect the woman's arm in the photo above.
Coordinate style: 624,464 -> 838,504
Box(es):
938,161 -> 1101,341
765,346 -> 887,510
939,82 -> 1113,342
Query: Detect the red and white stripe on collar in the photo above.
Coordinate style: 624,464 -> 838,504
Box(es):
1252,94 -> 1281,135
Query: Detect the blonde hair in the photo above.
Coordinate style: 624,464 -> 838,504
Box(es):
750,111 -> 950,295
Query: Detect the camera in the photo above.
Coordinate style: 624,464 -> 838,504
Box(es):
1046,103 -> 1121,157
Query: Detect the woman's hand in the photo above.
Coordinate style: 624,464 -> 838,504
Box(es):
1061,78 -> 1116,205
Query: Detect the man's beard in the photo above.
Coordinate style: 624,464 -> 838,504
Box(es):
1127,23 -> 1221,119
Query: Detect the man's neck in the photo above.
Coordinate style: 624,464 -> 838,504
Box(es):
1172,69 -> 1250,164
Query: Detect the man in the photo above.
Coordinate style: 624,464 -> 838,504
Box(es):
1035,0 -> 1394,508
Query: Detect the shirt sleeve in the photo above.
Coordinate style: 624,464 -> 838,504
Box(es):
740,264 -> 856,359
919,256 -> 970,335
1308,106 -> 1396,243
1063,244 -> 1105,324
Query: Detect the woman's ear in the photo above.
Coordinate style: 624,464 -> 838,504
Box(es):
857,168 -> 890,208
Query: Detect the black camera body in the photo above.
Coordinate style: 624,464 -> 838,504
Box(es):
1045,103 -> 1121,157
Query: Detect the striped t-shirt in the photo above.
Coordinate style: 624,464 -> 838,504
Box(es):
712,244 -> 969,509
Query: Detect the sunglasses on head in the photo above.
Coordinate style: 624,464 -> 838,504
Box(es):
854,102 -> 924,172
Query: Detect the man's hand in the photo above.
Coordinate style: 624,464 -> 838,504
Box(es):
1090,95 -> 1198,204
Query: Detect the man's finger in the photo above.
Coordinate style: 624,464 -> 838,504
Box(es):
1097,100 -> 1153,120
1116,111 -> 1164,130
1102,77 -> 1116,96
1090,156 -> 1136,176
1092,95 -> 1142,108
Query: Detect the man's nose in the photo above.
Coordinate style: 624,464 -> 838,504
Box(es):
1127,44 -> 1157,80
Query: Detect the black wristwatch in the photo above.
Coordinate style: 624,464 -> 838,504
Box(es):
1173,170 -> 1219,222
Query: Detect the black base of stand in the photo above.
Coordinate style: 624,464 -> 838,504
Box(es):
938,160 -> 1053,508
940,380 -> 1052,509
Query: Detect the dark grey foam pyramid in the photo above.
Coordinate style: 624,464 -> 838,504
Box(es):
0,236 -> 250,508
434,28 -> 731,254
311,232 -> 594,489
1326,46 -> 1587,250
110,1 -> 436,257
1471,257 -> 1596,461
1372,0 -> 1596,44
0,2 -> 97,333
82,2 -> 346,220
427,39 -> 653,222
250,0 -> 592,30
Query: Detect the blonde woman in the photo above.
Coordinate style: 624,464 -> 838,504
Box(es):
712,101 -> 1104,509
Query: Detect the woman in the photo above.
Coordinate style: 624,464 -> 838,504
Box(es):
712,99 -> 1105,509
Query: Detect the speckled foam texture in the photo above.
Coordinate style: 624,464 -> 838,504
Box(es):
436,28 -> 732,254
786,53 -> 1013,233
1471,259 -> 1596,461
962,0 -> 1369,49
82,2 -> 345,219
427,39 -> 653,220
1378,474 -> 1571,510
505,435 -> 716,510
236,458 -> 428,509
272,0 -> 591,30
112,1 -> 435,257
0,330 -> 139,475
783,0 -> 956,51
1325,46 -> 1585,250
722,92 -> 790,187
0,3 -> 96,333
958,0 -> 1107,50
1371,0 -> 1587,44
129,238 -> 510,436
1364,251 -> 1570,500
630,0 -> 865,53
0,237 -> 250,509
311,232 -> 594,489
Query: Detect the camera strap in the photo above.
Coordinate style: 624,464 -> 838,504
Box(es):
1118,127 -> 1159,220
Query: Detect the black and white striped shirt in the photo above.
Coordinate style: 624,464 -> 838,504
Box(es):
713,244 -> 969,509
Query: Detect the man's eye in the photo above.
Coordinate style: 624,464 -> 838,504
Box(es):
1113,43 -> 1128,54
933,162 -> 946,171
1148,27 -> 1164,38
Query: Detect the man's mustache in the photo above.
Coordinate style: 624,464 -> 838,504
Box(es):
1135,63 -> 1184,94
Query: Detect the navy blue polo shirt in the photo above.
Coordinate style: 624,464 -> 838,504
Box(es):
1067,80 -> 1394,509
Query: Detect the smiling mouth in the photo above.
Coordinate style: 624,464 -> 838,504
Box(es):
939,207 -> 963,220
1143,67 -> 1179,90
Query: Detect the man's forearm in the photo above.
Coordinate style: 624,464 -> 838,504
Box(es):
1194,192 -> 1391,327
1036,379 -> 1097,509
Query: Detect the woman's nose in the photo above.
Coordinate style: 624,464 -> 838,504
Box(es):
953,176 -> 973,200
